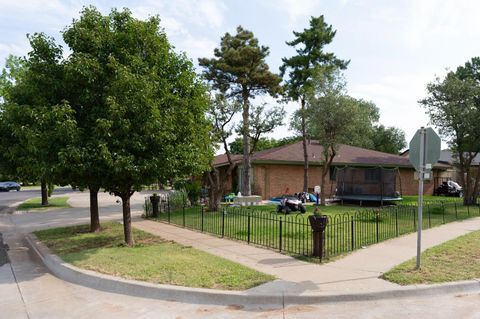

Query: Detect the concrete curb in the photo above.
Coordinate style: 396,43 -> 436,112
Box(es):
26,233 -> 480,306
25,234 -> 283,306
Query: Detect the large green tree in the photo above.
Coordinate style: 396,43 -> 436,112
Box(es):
305,71 -> 378,205
199,26 -> 282,196
280,16 -> 348,193
204,95 -> 240,211
420,58 -> 480,205
0,34 -> 75,205
371,125 -> 406,154
63,8 -> 212,245
62,7 -> 120,232
229,136 -> 301,154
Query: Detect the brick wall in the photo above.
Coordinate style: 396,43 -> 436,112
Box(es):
252,164 -> 335,199
220,163 -> 446,199
397,168 -> 445,196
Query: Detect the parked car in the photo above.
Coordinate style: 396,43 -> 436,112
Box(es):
436,180 -> 463,197
276,196 -> 306,214
0,181 -> 21,192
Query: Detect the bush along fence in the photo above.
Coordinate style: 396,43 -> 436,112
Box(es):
144,194 -> 477,261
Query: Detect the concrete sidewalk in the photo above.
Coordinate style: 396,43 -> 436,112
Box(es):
133,216 -> 480,296
6,189 -> 480,299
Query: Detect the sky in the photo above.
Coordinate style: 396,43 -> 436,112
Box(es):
2,0 -> 480,152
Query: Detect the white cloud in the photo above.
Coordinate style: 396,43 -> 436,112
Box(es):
129,0 -> 226,62
198,0 -> 226,28
277,0 -> 319,28
175,34 -> 217,63
0,43 -> 29,59
404,0 -> 480,50
349,73 -> 439,145
132,0 -> 226,29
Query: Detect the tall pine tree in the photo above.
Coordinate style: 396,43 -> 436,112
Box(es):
280,16 -> 348,192
199,26 -> 281,196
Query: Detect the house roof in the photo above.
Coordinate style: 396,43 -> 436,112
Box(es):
438,150 -> 480,166
214,140 -> 450,169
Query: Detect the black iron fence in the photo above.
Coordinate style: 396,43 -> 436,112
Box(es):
144,195 -> 478,261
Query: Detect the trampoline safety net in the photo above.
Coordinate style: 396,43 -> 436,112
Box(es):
334,167 -> 402,200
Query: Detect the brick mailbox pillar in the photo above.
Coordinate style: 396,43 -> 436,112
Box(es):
308,215 -> 329,261
150,194 -> 160,218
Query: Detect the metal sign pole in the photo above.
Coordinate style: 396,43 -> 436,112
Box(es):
416,127 -> 425,269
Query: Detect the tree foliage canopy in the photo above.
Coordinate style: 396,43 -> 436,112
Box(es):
280,15 -> 349,101
199,26 -> 282,99
420,57 -> 480,204
371,125 -> 406,154
199,26 -> 282,196
0,33 -> 76,187
62,7 -> 213,198
229,136 -> 301,155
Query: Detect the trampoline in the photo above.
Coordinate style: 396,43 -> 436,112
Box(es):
333,166 -> 402,206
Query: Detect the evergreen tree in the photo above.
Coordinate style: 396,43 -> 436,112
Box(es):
281,16 -> 348,192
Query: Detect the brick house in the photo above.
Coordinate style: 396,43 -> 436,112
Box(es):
213,140 -> 451,199
401,149 -> 480,192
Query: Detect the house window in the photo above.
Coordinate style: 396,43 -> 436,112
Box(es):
365,169 -> 380,182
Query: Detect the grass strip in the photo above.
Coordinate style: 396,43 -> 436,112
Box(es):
35,222 -> 274,290
382,230 -> 480,285
18,196 -> 71,211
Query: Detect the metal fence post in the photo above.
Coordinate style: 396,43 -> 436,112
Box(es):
413,206 -> 416,231
247,213 -> 251,244
428,205 -> 431,228
167,197 -> 171,223
279,217 -> 283,253
375,211 -> 379,243
222,208 -> 225,238
350,218 -> 355,251
201,206 -> 204,232
442,202 -> 445,223
395,208 -> 399,236
182,205 -> 185,227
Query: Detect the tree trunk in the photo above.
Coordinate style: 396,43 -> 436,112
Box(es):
208,184 -> 222,212
301,98 -> 309,193
206,165 -> 235,212
462,167 -> 474,205
242,89 -> 251,196
121,194 -> 134,246
89,187 -> 101,232
472,167 -> 480,205
41,179 -> 49,206
320,166 -> 327,206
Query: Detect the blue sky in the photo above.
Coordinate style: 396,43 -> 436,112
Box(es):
2,0 -> 480,150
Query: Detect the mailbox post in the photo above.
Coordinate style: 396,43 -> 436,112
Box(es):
308,213 -> 329,261
150,193 -> 160,218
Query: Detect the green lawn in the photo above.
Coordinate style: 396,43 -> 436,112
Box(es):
18,196 -> 71,211
35,222 -> 274,290
382,230 -> 480,285
401,195 -> 463,204
148,196 -> 476,261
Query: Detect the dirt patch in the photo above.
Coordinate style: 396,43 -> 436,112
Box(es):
226,304 -> 245,310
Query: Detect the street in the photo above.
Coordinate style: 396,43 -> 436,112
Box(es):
0,191 -> 479,318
